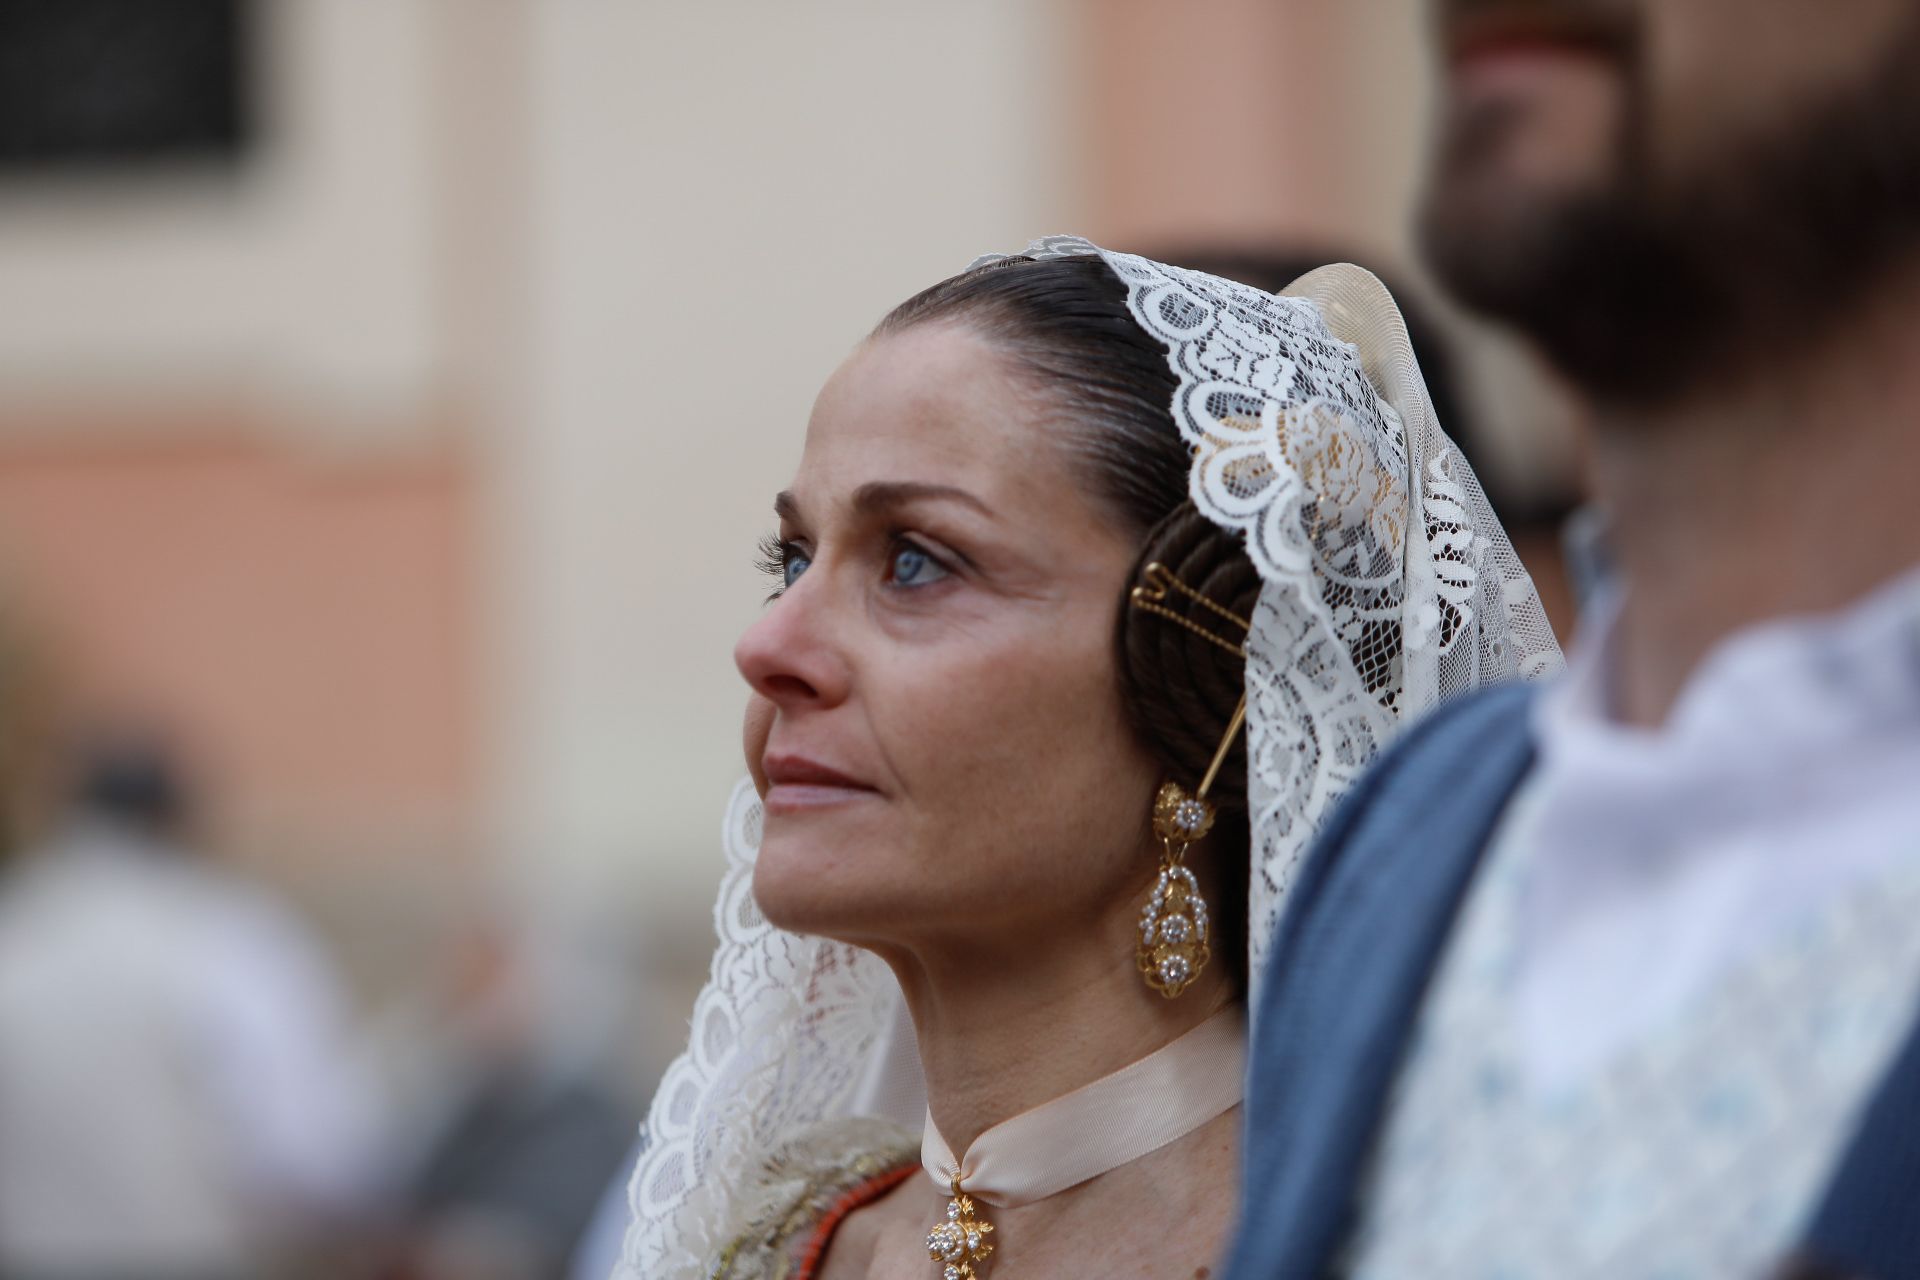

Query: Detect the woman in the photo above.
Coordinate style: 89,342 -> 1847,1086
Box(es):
617,238 -> 1561,1278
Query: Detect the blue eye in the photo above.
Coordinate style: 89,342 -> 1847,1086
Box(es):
890,542 -> 949,588
754,534 -> 809,599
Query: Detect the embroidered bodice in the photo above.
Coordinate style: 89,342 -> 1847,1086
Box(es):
710,1117 -> 917,1280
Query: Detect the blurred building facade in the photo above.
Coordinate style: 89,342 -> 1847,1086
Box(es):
0,0 -> 1577,1076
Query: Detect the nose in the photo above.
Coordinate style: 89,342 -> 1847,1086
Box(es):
734,575 -> 853,711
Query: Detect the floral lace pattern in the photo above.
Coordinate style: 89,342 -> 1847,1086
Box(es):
1348,806 -> 1920,1277
1006,237 -> 1562,980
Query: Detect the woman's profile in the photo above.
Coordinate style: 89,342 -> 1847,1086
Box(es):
615,237 -> 1561,1279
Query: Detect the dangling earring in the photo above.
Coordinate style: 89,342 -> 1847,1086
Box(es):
1140,780 -> 1215,997
1128,562 -> 1251,999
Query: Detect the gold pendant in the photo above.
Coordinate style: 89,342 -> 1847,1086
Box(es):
926,1177 -> 994,1280
1138,782 -> 1214,998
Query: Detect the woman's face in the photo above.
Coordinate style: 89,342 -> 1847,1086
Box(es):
734,322 -> 1163,956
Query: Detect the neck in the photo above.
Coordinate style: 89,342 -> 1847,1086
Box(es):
1587,261 -> 1920,726
883,900 -> 1233,1158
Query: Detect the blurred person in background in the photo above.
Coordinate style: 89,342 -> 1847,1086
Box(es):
0,732 -> 383,1277
567,1143 -> 634,1280
1229,0 -> 1920,1277
376,913 -> 637,1280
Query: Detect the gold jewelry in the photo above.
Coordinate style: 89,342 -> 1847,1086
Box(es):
918,1010 -> 1244,1279
1129,561 -> 1250,658
926,1173 -> 994,1279
1129,561 -> 1250,999
1138,778 -> 1215,997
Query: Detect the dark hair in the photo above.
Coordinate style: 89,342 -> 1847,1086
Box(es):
876,256 -> 1257,994
877,256 -> 1191,534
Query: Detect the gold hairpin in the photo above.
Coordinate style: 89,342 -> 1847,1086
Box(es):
1129,562 -> 1251,659
1196,697 -> 1247,802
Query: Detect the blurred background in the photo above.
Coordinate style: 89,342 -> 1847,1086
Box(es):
0,1 -> 1578,1275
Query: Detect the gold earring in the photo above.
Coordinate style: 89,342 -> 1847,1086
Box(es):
1139,780 -> 1215,997
1128,562 -> 1250,999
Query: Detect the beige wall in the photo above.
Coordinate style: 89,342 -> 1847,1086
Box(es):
1078,0 -> 1430,258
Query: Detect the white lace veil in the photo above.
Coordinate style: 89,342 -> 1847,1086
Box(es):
613,237 -> 1563,1279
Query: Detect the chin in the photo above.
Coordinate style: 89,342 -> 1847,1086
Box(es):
1422,141 -> 1617,312
1432,144 -> 1607,245
750,821 -> 904,941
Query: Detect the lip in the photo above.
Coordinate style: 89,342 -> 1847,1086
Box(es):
761,752 -> 880,812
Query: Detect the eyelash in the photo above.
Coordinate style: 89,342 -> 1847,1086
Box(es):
755,533 -> 793,602
753,532 -> 953,601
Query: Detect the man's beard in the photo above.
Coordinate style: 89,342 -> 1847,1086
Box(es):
1421,17 -> 1920,410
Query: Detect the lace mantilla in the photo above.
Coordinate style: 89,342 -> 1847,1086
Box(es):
985,237 -> 1561,976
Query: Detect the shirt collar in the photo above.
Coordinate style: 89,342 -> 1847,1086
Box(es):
1537,559 -> 1920,763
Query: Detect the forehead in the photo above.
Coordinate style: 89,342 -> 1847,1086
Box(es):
789,322 -> 1078,516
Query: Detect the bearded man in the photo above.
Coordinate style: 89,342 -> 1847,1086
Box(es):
1228,2 -> 1920,1276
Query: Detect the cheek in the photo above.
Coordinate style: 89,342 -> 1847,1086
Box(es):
870,628 -> 1162,895
1650,0 -> 1905,172
1479,58 -> 1626,187
1427,47 -> 1634,240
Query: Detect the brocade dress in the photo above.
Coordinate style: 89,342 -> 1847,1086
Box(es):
711,1118 -> 918,1279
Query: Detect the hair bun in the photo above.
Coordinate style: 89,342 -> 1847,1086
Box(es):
1117,502 -> 1259,813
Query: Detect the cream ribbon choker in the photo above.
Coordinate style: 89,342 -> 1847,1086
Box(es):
920,1006 -> 1246,1278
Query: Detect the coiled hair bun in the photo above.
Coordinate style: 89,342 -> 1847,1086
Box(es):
1117,502 -> 1260,816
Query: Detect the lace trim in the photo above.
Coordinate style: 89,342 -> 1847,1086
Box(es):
616,781 -> 904,1278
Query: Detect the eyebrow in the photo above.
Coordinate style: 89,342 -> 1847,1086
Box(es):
773,481 -> 993,524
